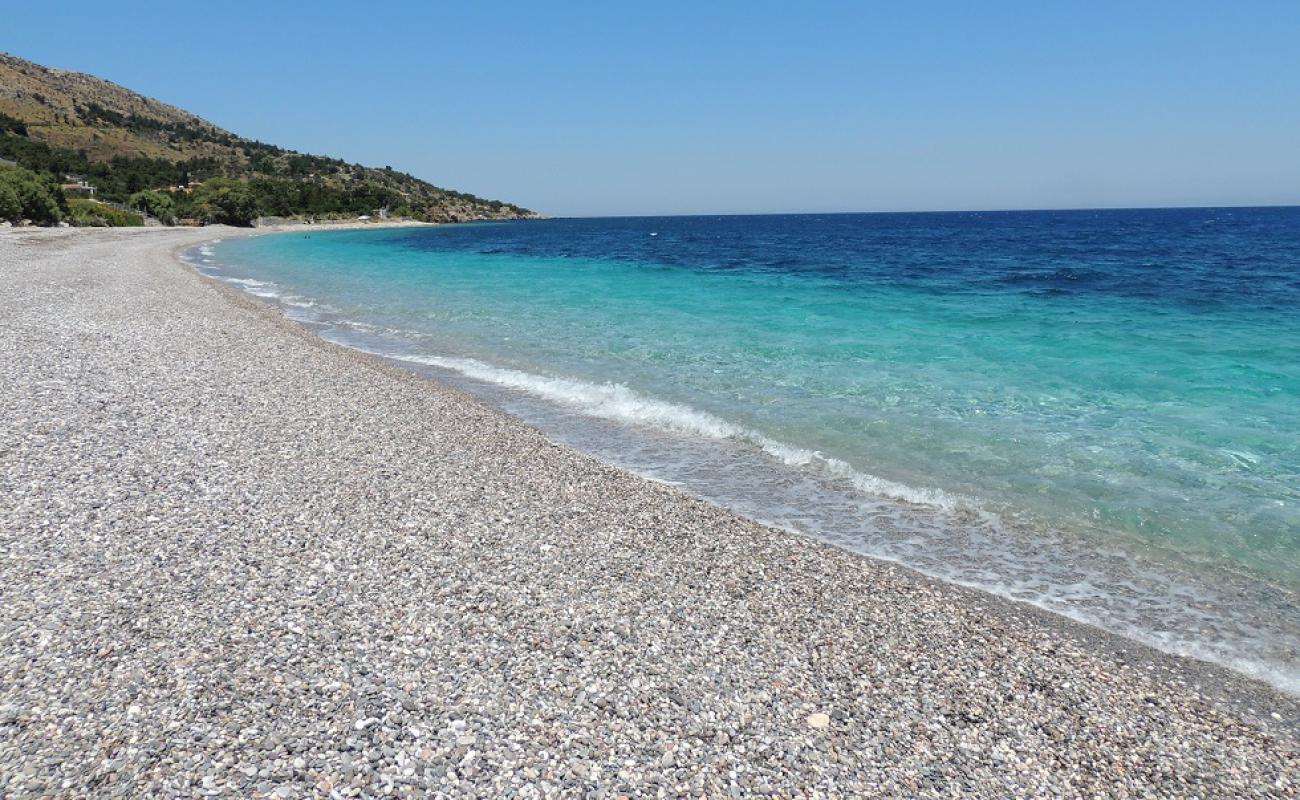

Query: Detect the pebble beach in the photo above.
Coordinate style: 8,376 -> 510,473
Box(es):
1,225 -> 1297,797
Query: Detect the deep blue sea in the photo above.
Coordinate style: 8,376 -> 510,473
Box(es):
191,208 -> 1300,692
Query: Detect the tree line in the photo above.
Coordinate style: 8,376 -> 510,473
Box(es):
0,112 -> 529,226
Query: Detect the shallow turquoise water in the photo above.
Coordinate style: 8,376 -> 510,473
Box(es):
193,210 -> 1300,691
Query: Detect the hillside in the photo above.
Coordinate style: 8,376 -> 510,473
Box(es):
0,52 -> 538,224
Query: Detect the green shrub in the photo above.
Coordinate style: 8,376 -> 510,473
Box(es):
67,198 -> 144,227
128,189 -> 176,224
193,178 -> 258,226
0,166 -> 63,224
0,181 -> 20,221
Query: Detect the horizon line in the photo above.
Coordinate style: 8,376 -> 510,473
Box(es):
546,202 -> 1300,221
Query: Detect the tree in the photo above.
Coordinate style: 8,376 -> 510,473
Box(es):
194,178 -> 258,226
129,190 -> 177,224
0,167 -> 63,224
129,190 -> 171,223
0,181 -> 20,221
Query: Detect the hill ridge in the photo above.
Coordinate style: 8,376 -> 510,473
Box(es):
0,51 -> 537,225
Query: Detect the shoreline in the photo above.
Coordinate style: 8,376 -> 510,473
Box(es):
1,226 -> 1296,795
199,231 -> 1298,711
336,350 -> 1300,722
194,224 -> 1300,702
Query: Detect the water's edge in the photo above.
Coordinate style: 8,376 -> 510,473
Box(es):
183,233 -> 1300,700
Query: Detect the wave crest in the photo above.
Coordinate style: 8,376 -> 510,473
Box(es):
396,353 -> 974,514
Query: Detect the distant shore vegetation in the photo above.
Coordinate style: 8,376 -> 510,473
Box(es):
0,105 -> 532,227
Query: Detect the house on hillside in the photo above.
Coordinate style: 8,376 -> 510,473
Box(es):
61,175 -> 96,197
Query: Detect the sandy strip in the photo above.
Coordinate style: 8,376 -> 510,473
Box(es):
0,226 -> 1296,798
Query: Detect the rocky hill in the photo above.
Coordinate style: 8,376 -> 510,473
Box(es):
0,52 -> 538,223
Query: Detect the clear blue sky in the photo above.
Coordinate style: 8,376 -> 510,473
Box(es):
7,1 -> 1299,216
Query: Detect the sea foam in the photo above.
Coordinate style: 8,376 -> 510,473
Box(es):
396,352 -> 972,513
194,213 -> 1300,695
383,349 -> 1298,694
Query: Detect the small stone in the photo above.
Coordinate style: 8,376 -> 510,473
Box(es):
806,713 -> 831,729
